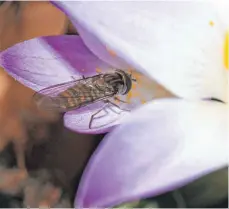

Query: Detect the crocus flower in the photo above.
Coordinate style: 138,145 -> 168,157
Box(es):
0,1 -> 228,208
0,35 -> 163,134
75,99 -> 228,207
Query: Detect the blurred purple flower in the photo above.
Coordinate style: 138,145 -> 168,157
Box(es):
0,1 -> 228,208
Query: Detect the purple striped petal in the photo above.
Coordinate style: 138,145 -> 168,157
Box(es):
52,1 -> 228,102
0,35 -> 130,133
0,35 -> 157,133
0,35 -> 113,91
75,99 -> 228,207
63,105 -> 129,134
63,69 -> 167,134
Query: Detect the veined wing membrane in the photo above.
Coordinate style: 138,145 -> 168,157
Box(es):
33,76 -> 115,112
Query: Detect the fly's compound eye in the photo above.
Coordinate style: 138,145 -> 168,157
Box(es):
119,72 -> 132,95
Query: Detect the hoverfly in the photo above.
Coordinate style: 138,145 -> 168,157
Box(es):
33,69 -> 135,129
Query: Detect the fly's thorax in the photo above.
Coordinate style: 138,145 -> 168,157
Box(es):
92,74 -> 115,93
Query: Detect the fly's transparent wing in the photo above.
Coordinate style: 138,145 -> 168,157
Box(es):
33,76 -> 116,113
33,79 -> 83,112
35,78 -> 84,97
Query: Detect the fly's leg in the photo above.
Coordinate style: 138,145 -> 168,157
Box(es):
89,103 -> 109,129
71,75 -> 77,80
114,96 -> 128,104
71,75 -> 86,80
89,100 -> 131,129
106,99 -> 131,112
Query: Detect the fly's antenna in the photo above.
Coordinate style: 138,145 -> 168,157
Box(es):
130,74 -> 137,82
131,78 -> 137,82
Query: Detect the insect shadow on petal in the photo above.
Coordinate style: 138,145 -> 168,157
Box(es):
33,69 -> 136,129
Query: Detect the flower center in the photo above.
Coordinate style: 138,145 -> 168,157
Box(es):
224,30 -> 229,70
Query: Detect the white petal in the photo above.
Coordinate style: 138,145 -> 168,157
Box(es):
76,99 -> 228,207
54,1 -> 228,101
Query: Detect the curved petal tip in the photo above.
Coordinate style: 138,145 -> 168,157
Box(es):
75,99 -> 228,207
0,35 -> 113,91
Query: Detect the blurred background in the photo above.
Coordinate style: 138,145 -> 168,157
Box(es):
0,1 -> 227,207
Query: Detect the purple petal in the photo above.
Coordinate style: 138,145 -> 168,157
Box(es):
0,35 -> 159,134
0,35 -> 123,134
52,1 -> 227,102
63,69 -> 165,134
0,35 -> 113,91
64,103 -> 130,134
51,1 -> 131,71
75,99 -> 228,207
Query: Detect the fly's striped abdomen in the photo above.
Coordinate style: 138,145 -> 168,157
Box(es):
34,70 -> 132,114
56,82 -> 115,111
57,85 -> 83,110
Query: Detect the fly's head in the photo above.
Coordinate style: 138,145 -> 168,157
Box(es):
102,69 -> 135,95
115,70 -> 134,95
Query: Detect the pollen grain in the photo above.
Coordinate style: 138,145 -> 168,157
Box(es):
106,46 -> 117,57
209,21 -> 214,27
96,68 -> 102,73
